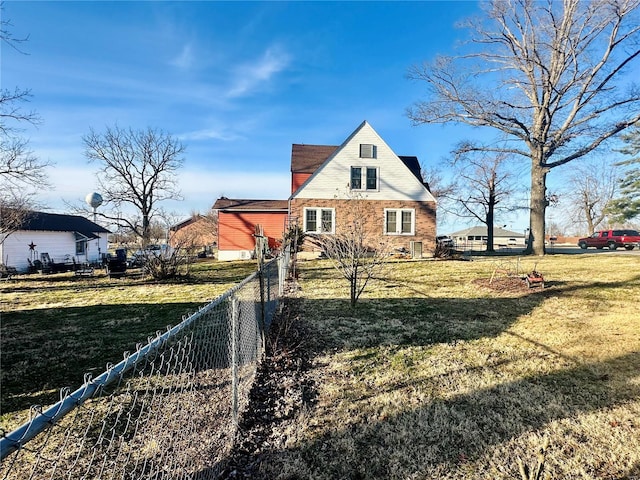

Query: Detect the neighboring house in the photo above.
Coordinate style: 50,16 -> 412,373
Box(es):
449,226 -> 526,249
212,198 -> 289,261
289,121 -> 436,255
213,120 -> 437,260
169,214 -> 218,255
0,211 -> 110,272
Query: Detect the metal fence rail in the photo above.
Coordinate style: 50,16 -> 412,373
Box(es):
0,253 -> 290,479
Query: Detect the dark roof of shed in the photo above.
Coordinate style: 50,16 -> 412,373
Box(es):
212,198 -> 289,211
14,211 -> 110,236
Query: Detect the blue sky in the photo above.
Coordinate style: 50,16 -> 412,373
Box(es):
4,0 -> 527,232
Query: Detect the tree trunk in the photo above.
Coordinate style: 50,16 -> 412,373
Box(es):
486,186 -> 496,253
142,213 -> 151,247
529,162 -> 548,256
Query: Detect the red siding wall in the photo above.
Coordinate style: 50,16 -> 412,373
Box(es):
291,173 -> 312,194
218,212 -> 288,251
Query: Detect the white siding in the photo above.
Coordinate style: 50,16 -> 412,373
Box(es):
0,230 -> 108,272
217,249 -> 253,261
291,121 -> 436,202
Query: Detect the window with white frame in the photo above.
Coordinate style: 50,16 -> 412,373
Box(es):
304,207 -> 335,234
350,166 -> 378,191
350,167 -> 362,190
76,239 -> 86,255
384,208 -> 415,235
360,144 -> 376,158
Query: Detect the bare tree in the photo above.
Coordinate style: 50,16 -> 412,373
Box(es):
420,163 -> 457,224
83,126 -> 186,245
420,163 -> 455,201
307,192 -> 390,308
445,151 -> 522,251
0,5 -> 50,249
408,0 -> 640,255
562,158 -> 619,234
141,213 -> 195,279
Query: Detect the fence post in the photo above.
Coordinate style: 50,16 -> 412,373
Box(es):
231,296 -> 239,423
257,263 -> 266,357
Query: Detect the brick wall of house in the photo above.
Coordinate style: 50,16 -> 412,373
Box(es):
169,217 -> 217,250
289,198 -> 436,254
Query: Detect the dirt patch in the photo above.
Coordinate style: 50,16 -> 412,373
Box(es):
220,288 -> 316,479
472,275 -> 541,294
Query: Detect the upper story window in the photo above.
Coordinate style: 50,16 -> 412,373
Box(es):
360,144 -> 377,159
304,207 -> 335,234
351,167 -> 362,190
350,166 -> 378,191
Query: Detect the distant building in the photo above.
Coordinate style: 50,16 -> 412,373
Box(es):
169,214 -> 218,255
0,211 -> 110,272
448,226 -> 526,249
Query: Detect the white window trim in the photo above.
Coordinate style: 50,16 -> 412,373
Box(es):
76,240 -> 87,255
384,208 -> 415,236
360,144 -> 377,159
303,207 -> 336,234
350,166 -> 379,192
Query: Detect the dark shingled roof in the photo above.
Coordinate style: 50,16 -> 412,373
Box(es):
212,198 -> 289,211
398,156 -> 421,180
290,144 -> 339,173
16,211 -> 110,238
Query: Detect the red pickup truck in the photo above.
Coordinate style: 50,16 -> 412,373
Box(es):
578,229 -> 640,250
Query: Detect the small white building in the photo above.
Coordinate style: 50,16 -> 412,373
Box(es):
449,226 -> 526,250
0,211 -> 110,272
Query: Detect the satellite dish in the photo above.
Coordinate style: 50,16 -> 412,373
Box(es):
85,192 -> 103,209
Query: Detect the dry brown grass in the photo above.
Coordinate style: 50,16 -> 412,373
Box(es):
259,254 -> 640,479
0,259 -> 256,431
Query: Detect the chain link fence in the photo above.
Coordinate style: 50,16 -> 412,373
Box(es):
0,251 -> 290,479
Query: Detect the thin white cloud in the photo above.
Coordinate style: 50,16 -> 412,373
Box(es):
171,43 -> 194,70
227,45 -> 291,98
179,127 -> 244,142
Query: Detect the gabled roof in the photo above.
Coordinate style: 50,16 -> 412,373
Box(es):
212,198 -> 289,212
170,214 -> 216,232
13,211 -> 110,238
398,156 -> 426,186
290,120 -> 434,201
291,144 -> 339,173
290,134 -> 426,185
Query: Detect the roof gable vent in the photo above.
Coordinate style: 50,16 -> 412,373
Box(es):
359,144 -> 376,159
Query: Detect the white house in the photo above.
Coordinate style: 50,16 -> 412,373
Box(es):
448,226 -> 526,250
0,211 -> 110,272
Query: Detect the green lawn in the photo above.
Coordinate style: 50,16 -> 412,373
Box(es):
258,254 -> 640,479
0,259 -> 257,431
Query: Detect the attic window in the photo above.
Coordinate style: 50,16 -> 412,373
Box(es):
360,144 -> 376,159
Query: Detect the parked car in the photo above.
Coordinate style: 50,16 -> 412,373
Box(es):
577,229 -> 640,250
436,235 -> 454,248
